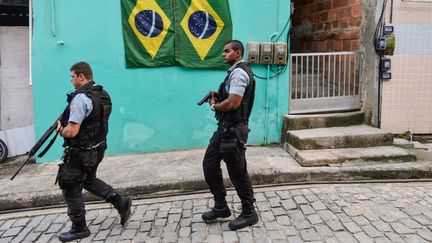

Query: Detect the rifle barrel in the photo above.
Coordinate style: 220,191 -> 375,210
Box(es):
10,108 -> 67,181
10,157 -> 31,181
198,92 -> 212,106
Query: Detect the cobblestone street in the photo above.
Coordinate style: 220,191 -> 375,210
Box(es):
0,182 -> 431,242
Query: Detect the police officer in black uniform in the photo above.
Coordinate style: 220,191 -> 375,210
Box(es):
201,40 -> 259,230
56,62 -> 131,242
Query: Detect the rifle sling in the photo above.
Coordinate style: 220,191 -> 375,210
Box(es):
38,131 -> 60,158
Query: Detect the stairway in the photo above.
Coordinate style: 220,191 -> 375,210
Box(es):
282,111 -> 416,167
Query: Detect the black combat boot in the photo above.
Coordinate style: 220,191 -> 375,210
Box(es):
58,221 -> 90,242
117,197 -> 132,226
228,203 -> 259,230
202,200 -> 231,221
108,193 -> 132,226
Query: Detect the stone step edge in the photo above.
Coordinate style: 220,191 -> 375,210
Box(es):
286,126 -> 394,150
284,144 -> 416,167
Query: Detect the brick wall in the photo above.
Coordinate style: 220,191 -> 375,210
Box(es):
291,0 -> 363,52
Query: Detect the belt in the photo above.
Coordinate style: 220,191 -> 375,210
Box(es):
218,121 -> 248,128
64,141 -> 106,151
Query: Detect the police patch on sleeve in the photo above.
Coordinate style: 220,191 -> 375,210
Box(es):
70,104 -> 77,113
230,78 -> 239,86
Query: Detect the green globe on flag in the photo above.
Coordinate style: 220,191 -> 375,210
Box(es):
121,0 -> 175,68
176,0 -> 232,69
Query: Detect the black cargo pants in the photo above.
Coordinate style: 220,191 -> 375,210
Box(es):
203,124 -> 256,206
57,146 -> 117,226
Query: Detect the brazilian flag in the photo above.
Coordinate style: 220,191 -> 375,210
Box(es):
121,0 -> 175,68
176,0 -> 232,69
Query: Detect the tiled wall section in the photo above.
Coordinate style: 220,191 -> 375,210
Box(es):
381,55 -> 432,133
394,24 -> 432,56
391,1 -> 432,24
381,1 -> 432,134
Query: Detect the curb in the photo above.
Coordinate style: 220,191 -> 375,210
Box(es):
1,162 -> 431,212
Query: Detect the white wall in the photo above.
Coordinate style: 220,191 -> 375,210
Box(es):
0,26 -> 35,157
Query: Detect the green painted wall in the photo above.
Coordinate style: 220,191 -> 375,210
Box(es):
32,0 -> 290,162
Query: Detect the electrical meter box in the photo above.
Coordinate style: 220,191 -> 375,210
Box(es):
273,42 -> 288,65
381,58 -> 391,71
246,42 -> 260,64
260,42 -> 273,64
375,37 -> 386,51
383,25 -> 394,35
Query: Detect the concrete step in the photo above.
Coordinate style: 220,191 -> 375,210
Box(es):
285,144 -> 416,167
283,111 -> 364,131
393,138 -> 415,149
282,111 -> 365,142
286,125 -> 393,150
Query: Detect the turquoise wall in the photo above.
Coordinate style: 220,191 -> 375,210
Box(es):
32,0 -> 290,162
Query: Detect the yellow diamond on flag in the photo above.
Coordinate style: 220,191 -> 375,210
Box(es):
180,0 -> 225,61
128,0 -> 171,59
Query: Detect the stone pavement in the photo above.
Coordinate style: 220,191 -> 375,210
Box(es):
1,147 -> 432,211
0,182 -> 431,242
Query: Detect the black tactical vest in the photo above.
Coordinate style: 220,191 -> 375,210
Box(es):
216,61 -> 256,124
63,81 -> 112,149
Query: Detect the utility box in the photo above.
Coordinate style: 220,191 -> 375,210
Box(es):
246,42 -> 260,64
375,37 -> 387,51
260,42 -> 273,64
383,34 -> 395,56
273,42 -> 288,65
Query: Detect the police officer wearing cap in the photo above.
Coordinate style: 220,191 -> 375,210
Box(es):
201,40 -> 259,230
56,62 -> 131,241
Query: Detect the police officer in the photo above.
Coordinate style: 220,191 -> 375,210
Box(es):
56,62 -> 131,242
201,40 -> 258,230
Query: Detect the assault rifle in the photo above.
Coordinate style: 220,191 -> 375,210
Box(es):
197,91 -> 218,106
10,106 -> 69,181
